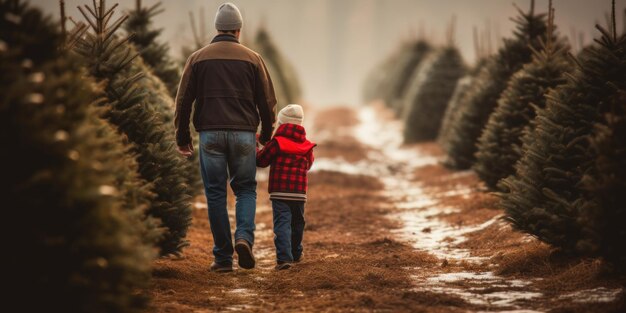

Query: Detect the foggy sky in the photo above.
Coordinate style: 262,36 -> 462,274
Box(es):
34,0 -> 626,106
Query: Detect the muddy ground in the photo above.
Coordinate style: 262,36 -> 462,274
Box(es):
148,104 -> 625,313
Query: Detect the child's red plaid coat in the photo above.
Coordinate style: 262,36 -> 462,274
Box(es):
256,123 -> 316,202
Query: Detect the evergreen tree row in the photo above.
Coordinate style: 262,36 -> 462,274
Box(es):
123,1 -> 203,198
129,45 -> 203,198
442,1 -> 549,169
437,59 -> 488,151
1,0 -> 156,311
363,0 -> 626,269
500,2 -> 626,267
383,40 -> 432,116
474,5 -> 571,189
361,38 -> 432,113
73,0 -> 192,256
402,45 -> 466,143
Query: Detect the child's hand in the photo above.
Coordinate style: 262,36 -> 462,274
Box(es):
255,134 -> 262,148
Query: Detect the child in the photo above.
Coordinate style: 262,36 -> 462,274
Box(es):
257,104 -> 316,270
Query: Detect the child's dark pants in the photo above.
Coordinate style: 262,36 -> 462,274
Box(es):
272,200 -> 305,263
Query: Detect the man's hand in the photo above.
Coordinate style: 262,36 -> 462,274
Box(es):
259,132 -> 271,146
177,143 -> 194,158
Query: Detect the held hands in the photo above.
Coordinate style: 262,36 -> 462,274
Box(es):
256,134 -> 262,148
177,143 -> 194,158
258,131 -> 270,146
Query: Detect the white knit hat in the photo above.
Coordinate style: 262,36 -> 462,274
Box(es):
214,3 -> 243,31
277,104 -> 304,126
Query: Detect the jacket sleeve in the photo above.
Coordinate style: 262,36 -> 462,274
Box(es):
174,54 -> 197,147
256,139 -> 279,168
254,55 -> 277,144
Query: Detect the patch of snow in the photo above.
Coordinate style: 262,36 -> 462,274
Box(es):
193,201 -> 207,210
352,106 -> 544,311
559,287 -> 623,303
418,272 -> 543,310
391,210 -> 500,261
310,158 -> 369,175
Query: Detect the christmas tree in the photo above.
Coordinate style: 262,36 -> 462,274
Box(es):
438,59 -> 488,152
73,0 -> 192,256
254,27 -> 302,111
402,25 -> 466,143
579,90 -> 626,268
125,0 -> 180,97
443,0 -> 548,169
439,26 -> 492,152
500,1 -> 626,253
474,1 -> 571,190
382,40 -> 432,116
129,46 -> 203,197
1,1 -> 156,311
577,5 -> 626,268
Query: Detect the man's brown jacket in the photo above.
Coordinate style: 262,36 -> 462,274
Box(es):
174,34 -> 277,146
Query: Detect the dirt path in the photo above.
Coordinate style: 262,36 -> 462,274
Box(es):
149,104 -> 625,313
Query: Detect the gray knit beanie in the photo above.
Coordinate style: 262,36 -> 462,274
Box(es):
214,3 -> 243,31
278,104 -> 304,126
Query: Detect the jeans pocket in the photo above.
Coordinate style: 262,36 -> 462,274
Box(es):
201,132 -> 224,155
233,132 -> 255,157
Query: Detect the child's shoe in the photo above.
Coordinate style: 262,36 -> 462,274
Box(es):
210,262 -> 233,273
275,262 -> 292,270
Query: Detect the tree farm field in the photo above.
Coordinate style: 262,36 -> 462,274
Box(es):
148,105 -> 625,312
7,0 -> 626,312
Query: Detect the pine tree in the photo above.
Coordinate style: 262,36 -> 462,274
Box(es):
73,0 -> 192,256
579,91 -> 626,268
474,2 -> 571,190
443,0 -> 548,169
382,40 -> 432,116
129,46 -> 203,197
254,27 -> 302,111
500,1 -> 626,253
402,39 -> 466,143
125,0 -> 180,97
1,1 -> 156,311
438,59 -> 488,151
577,6 -> 626,268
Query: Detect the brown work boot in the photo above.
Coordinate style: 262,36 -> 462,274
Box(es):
235,239 -> 255,269
210,262 -> 233,273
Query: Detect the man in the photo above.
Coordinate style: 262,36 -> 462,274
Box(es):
174,2 -> 276,272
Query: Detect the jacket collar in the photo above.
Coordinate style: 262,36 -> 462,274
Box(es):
211,34 -> 240,44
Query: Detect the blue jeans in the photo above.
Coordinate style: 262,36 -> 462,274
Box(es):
272,200 -> 306,263
199,131 -> 257,265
